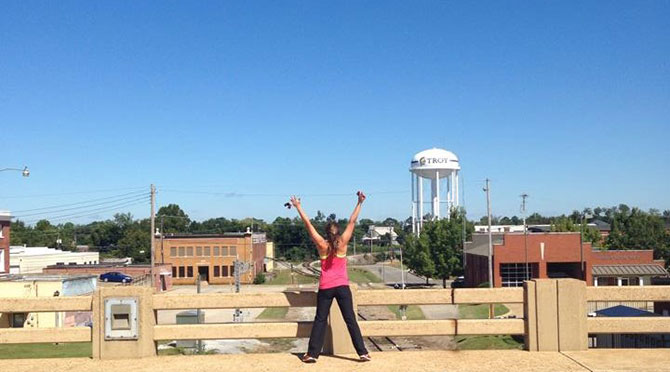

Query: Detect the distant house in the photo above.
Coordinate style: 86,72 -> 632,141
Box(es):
362,226 -> 398,245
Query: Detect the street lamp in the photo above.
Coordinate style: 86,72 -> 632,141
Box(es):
0,166 -> 30,177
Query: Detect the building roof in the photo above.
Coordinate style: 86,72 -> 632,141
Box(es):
594,305 -> 657,317
0,274 -> 97,282
164,232 -> 259,239
465,233 -> 504,256
592,264 -> 668,277
589,219 -> 611,231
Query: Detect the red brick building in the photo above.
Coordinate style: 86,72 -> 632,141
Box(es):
465,232 -> 668,287
42,263 -> 173,292
160,232 -> 267,285
0,212 -> 10,275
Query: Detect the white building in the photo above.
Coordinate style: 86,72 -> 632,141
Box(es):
474,225 -> 527,233
362,225 -> 399,245
9,246 -> 99,274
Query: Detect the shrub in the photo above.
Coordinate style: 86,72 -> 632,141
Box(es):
253,272 -> 266,284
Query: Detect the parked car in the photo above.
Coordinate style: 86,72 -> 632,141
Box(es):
100,271 -> 133,283
451,276 -> 466,288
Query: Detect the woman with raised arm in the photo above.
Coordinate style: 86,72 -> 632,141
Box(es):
290,191 -> 371,363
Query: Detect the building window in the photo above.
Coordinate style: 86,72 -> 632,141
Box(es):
620,277 -> 640,286
221,246 -> 228,256
230,265 -> 235,276
214,266 -> 220,277
204,246 -> 210,256
172,266 -> 177,278
222,265 -> 229,277
187,266 -> 194,278
196,246 -> 203,256
187,246 -> 194,256
500,263 -> 536,287
170,247 -> 177,257
179,266 -> 185,277
213,246 -> 220,256
230,246 -> 237,256
11,313 -> 26,328
179,247 -> 185,257
598,277 -> 616,286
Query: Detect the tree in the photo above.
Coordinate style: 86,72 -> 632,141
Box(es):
550,216 -> 601,245
403,233 -> 435,285
404,208 -> 469,288
157,204 -> 190,233
606,207 -> 667,257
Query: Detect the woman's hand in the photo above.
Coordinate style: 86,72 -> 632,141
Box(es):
357,191 -> 366,204
290,195 -> 301,209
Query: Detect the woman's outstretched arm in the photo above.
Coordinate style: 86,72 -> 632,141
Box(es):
290,196 -> 328,253
340,191 -> 366,250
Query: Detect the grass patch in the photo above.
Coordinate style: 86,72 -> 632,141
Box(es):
347,268 -> 381,284
257,307 -> 289,320
454,335 -> 523,350
0,342 -> 91,359
262,267 -> 380,286
262,270 -> 317,285
458,304 -> 508,319
387,305 -> 425,320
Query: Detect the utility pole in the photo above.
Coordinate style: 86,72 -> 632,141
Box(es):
160,216 -> 165,264
233,259 -> 243,322
196,273 -> 202,353
483,179 -> 493,319
521,193 -> 529,281
150,184 -> 156,289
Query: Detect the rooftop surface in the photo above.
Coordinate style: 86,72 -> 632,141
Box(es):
4,349 -> 670,372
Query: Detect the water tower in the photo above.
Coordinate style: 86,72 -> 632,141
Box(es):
410,148 -> 460,234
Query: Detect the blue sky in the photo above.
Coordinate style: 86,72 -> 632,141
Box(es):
1,1 -> 668,224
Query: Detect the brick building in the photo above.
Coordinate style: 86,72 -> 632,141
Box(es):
0,212 -> 10,275
42,263 -> 173,292
159,232 -> 267,285
465,232 -> 668,288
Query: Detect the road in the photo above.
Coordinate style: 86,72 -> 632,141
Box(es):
357,263 -> 453,287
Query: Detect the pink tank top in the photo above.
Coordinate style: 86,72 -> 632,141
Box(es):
319,253 -> 349,289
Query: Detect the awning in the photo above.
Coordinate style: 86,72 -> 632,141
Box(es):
592,264 -> 668,277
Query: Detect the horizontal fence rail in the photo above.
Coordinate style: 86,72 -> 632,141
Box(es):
152,287 -> 525,310
153,319 -> 525,341
588,318 -> 670,334
587,286 -> 670,302
0,296 -> 92,312
0,327 -> 91,344
153,292 -> 317,309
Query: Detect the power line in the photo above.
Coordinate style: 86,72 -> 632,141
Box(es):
160,189 -> 407,197
12,191 -> 148,217
0,186 -> 146,199
19,196 -> 150,224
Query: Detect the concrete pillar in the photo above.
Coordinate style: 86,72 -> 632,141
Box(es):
524,279 -> 587,352
92,286 -> 156,360
322,284 -> 357,355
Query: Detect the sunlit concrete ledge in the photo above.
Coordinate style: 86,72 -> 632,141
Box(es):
4,349 -> 670,372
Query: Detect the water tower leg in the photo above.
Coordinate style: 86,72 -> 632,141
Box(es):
418,176 -> 423,232
433,170 -> 440,219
